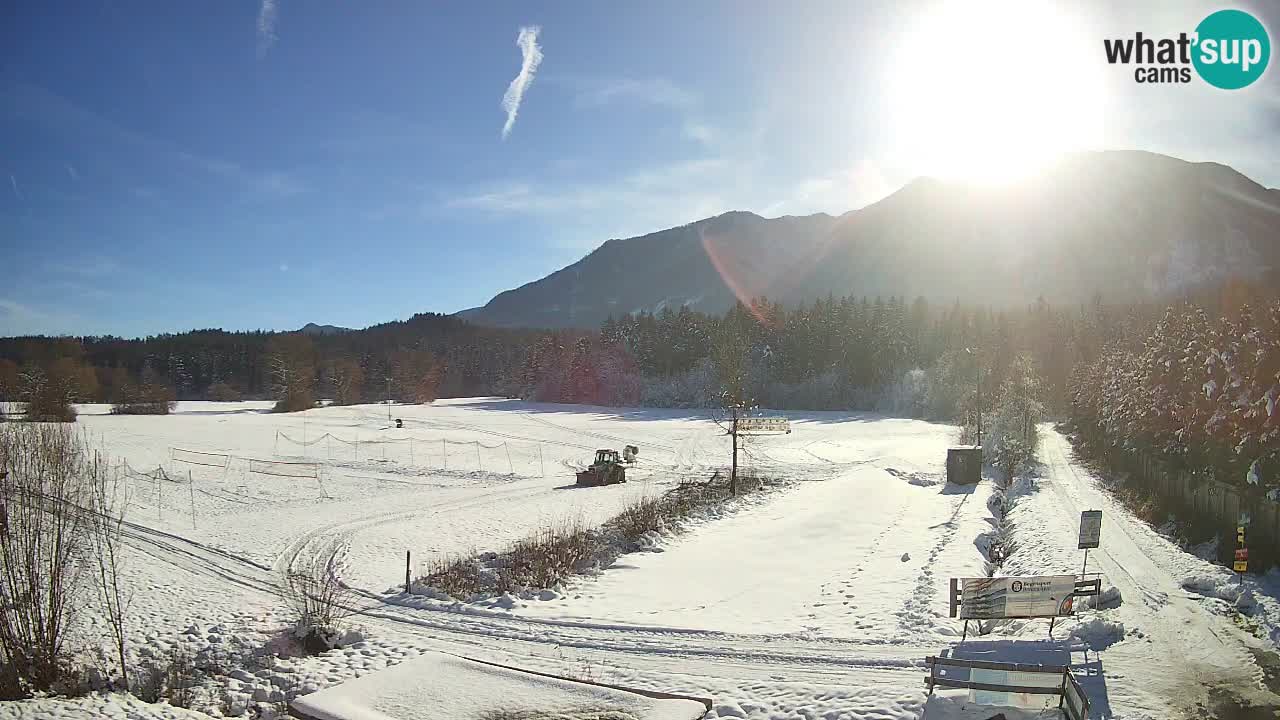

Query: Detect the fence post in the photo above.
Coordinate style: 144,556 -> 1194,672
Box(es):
189,470 -> 196,530
405,550 -> 411,593
538,444 -> 545,478
442,439 -> 447,469
505,443 -> 514,475
476,442 -> 482,471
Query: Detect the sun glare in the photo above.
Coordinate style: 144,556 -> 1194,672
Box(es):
885,0 -> 1105,185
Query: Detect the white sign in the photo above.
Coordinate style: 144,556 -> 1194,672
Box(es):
737,417 -> 790,434
1078,510 -> 1102,549
960,575 -> 1077,619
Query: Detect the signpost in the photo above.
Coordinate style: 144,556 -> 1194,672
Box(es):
1078,510 -> 1102,577
1235,525 -> 1248,579
736,417 -> 791,434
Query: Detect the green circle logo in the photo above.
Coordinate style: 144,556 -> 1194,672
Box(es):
1193,9 -> 1270,89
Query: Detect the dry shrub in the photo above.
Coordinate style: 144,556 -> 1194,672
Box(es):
206,382 -> 242,402
421,555 -> 484,598
0,423 -> 107,695
496,521 -> 595,593
420,472 -> 774,599
283,551 -> 358,653
272,394 -> 315,413
612,496 -> 665,539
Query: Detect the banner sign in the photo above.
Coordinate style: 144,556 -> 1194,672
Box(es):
737,417 -> 790,434
248,459 -> 320,479
171,447 -> 231,469
1078,510 -> 1102,549
959,575 -> 1077,619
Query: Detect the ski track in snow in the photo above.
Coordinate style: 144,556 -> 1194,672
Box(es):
5,402 -> 1279,720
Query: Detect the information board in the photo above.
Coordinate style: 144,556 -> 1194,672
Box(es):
959,575 -> 1077,619
1078,510 -> 1102,549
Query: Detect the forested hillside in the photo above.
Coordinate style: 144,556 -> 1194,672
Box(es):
2,287 -> 1276,493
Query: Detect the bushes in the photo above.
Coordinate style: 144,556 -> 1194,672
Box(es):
417,474 -> 769,599
272,394 -> 316,413
207,382 -> 242,402
0,423 -> 118,695
18,367 -> 76,422
282,552 -> 358,653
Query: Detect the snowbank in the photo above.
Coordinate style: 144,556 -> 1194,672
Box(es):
1182,574 -> 1257,611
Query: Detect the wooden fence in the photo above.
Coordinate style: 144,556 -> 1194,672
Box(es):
1129,450 -> 1278,552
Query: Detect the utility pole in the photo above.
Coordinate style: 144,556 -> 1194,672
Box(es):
966,347 -> 982,450
730,410 -> 739,496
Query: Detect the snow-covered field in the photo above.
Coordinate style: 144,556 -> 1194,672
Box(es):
3,401 -> 1278,719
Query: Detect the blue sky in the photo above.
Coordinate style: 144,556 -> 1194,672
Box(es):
3,0 -> 1278,337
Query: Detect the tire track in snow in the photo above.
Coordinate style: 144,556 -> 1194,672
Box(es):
520,412 -> 679,454
1038,427 -> 1273,715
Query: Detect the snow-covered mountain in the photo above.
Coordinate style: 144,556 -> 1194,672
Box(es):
461,151 -> 1280,328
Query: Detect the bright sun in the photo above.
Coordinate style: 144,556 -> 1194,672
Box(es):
885,0 -> 1106,185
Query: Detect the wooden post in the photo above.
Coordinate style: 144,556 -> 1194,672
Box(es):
475,442 -> 482,471
189,470 -> 196,530
405,550 -> 412,593
538,445 -> 545,478
730,413 -> 739,496
442,439 -> 447,469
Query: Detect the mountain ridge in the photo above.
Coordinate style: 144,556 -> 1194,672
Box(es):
461,150 -> 1280,329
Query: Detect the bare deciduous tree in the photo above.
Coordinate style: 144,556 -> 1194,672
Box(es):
711,310 -> 757,496
0,424 -> 102,693
88,458 -> 132,690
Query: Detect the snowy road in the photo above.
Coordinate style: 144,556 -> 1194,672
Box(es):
1028,429 -> 1280,718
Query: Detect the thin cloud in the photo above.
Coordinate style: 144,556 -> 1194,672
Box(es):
257,0 -> 279,57
46,255 -> 121,278
501,26 -> 543,140
576,78 -> 697,110
0,299 -> 80,337
9,175 -> 21,200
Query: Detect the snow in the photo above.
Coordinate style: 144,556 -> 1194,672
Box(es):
289,651 -> 707,720
0,693 -> 213,720
9,401 -> 1280,719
